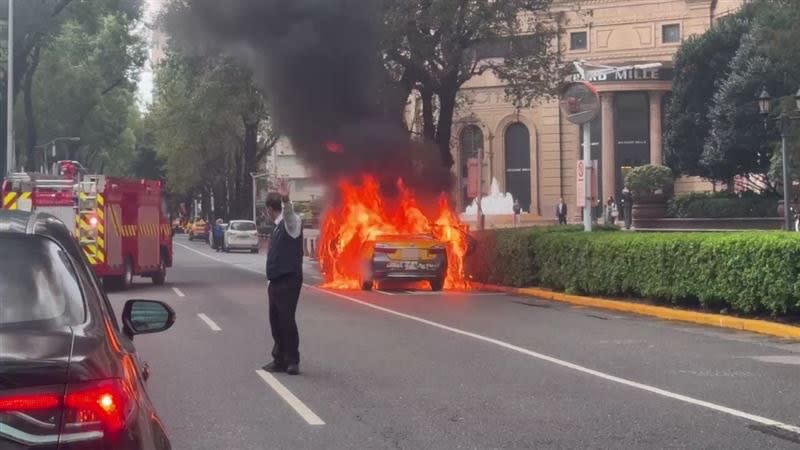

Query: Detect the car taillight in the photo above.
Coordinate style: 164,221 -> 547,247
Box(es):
0,379 -> 134,449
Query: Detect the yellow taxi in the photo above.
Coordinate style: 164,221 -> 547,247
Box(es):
359,234 -> 448,291
187,219 -> 209,241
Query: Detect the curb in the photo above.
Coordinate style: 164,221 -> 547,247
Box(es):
474,283 -> 800,340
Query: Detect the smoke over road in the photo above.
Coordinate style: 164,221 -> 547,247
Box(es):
166,0 -> 452,198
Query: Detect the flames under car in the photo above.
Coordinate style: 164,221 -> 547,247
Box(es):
358,234 -> 448,291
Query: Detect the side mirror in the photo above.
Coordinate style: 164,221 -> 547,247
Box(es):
122,300 -> 176,341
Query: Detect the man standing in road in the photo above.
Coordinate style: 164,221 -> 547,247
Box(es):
262,182 -> 304,375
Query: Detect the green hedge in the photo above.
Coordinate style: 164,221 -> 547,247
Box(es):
667,192 -> 779,218
466,227 -> 800,316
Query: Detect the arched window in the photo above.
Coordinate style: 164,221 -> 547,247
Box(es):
504,123 -> 532,212
459,125 -> 484,209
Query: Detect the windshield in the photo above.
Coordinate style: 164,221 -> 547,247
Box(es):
0,236 -> 84,328
230,222 -> 256,231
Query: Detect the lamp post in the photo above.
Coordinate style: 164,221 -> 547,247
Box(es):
250,172 -> 269,222
35,137 -> 80,173
5,0 -> 14,175
758,87 -> 800,231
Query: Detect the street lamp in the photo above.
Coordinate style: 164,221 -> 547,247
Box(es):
758,87 -> 800,230
35,137 -> 80,173
250,172 -> 269,222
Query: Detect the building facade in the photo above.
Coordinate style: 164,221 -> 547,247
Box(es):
451,0 -> 745,218
266,138 -> 325,203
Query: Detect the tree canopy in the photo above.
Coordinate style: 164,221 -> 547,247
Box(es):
149,53 -> 277,219
381,0 -> 564,167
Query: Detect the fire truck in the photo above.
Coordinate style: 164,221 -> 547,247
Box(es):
1,161 -> 173,290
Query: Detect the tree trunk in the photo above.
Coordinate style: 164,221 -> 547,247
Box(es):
435,88 -> 457,168
23,45 -> 42,171
421,88 -> 436,141
240,118 -> 260,218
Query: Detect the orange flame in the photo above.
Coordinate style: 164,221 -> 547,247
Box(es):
320,174 -> 469,290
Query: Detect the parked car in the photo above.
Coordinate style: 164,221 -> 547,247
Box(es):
0,210 -> 175,450
187,218 -> 209,241
358,234 -> 448,291
224,220 -> 260,253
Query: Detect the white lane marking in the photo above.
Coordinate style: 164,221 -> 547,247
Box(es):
375,290 -> 396,296
197,313 -> 222,332
172,287 -> 186,298
256,370 -> 325,425
176,242 -> 264,275
312,286 -> 800,436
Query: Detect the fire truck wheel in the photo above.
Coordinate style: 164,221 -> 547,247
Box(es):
120,258 -> 134,291
152,259 -> 167,285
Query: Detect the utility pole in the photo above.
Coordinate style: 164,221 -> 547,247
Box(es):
5,0 -> 13,174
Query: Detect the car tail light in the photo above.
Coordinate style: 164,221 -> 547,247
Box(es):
0,379 -> 134,449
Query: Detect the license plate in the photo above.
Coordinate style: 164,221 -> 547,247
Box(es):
399,248 -> 420,260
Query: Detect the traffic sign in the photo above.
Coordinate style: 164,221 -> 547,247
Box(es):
576,161 -> 585,208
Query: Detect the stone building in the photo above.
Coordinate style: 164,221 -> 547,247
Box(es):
450,0 -> 745,219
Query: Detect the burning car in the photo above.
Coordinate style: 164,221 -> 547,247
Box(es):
359,234 -> 448,291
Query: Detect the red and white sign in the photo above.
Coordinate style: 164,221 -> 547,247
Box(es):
576,160 -> 586,208
576,160 -> 598,208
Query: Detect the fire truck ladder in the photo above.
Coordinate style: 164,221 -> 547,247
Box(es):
77,180 -> 103,264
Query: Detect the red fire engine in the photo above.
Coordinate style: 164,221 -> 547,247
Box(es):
2,161 -> 173,290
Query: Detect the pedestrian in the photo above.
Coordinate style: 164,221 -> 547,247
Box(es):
262,182 -> 304,376
606,196 -> 618,225
212,218 -> 225,252
512,200 -> 522,227
621,188 -> 633,229
556,197 -> 568,225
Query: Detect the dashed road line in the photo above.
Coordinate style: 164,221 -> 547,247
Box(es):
172,287 -> 186,298
313,286 -> 800,437
255,370 -> 325,425
197,313 -> 222,332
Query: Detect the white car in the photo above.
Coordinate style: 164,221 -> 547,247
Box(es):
223,220 -> 260,253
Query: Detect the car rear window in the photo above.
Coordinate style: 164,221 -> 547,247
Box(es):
230,222 -> 256,231
0,236 -> 84,328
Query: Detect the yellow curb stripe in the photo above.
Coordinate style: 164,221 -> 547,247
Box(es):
476,284 -> 800,340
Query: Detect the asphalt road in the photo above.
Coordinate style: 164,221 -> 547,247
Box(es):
107,235 -> 800,449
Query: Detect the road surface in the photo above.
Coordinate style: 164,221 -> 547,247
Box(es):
107,235 -> 800,449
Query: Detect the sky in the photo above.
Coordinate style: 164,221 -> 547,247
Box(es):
136,0 -> 164,109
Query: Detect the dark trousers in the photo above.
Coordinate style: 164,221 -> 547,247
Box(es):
268,273 -> 303,366
557,214 -> 567,225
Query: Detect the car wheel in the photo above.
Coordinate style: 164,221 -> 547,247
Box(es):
152,259 -> 166,285
429,278 -> 444,292
361,280 -> 374,291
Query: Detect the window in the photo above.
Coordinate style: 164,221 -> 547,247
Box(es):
230,221 -> 257,231
570,32 -> 587,50
662,24 -> 681,43
0,236 -> 84,328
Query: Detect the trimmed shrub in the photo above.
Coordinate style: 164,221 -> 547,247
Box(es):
624,165 -> 674,198
667,192 -> 779,218
466,227 -> 800,316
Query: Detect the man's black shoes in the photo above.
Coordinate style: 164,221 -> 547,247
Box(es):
262,362 -> 286,373
286,364 -> 300,375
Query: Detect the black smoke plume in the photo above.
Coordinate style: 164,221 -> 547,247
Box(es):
164,0 -> 452,200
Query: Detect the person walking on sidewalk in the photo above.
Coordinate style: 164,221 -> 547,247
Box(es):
262,182 -> 304,376
621,188 -> 633,229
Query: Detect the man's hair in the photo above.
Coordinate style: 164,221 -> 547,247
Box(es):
265,192 -> 283,212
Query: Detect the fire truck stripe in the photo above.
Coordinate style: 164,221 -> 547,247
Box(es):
96,194 -> 105,207
20,192 -> 31,201
3,192 -> 17,209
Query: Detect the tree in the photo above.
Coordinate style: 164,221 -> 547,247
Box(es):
703,0 -> 800,186
381,0 -> 564,167
9,0 -> 145,171
150,53 -> 278,219
664,3 -> 758,178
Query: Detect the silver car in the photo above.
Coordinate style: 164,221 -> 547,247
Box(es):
224,220 -> 260,253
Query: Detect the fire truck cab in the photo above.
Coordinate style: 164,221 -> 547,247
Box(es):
2,161 -> 173,290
